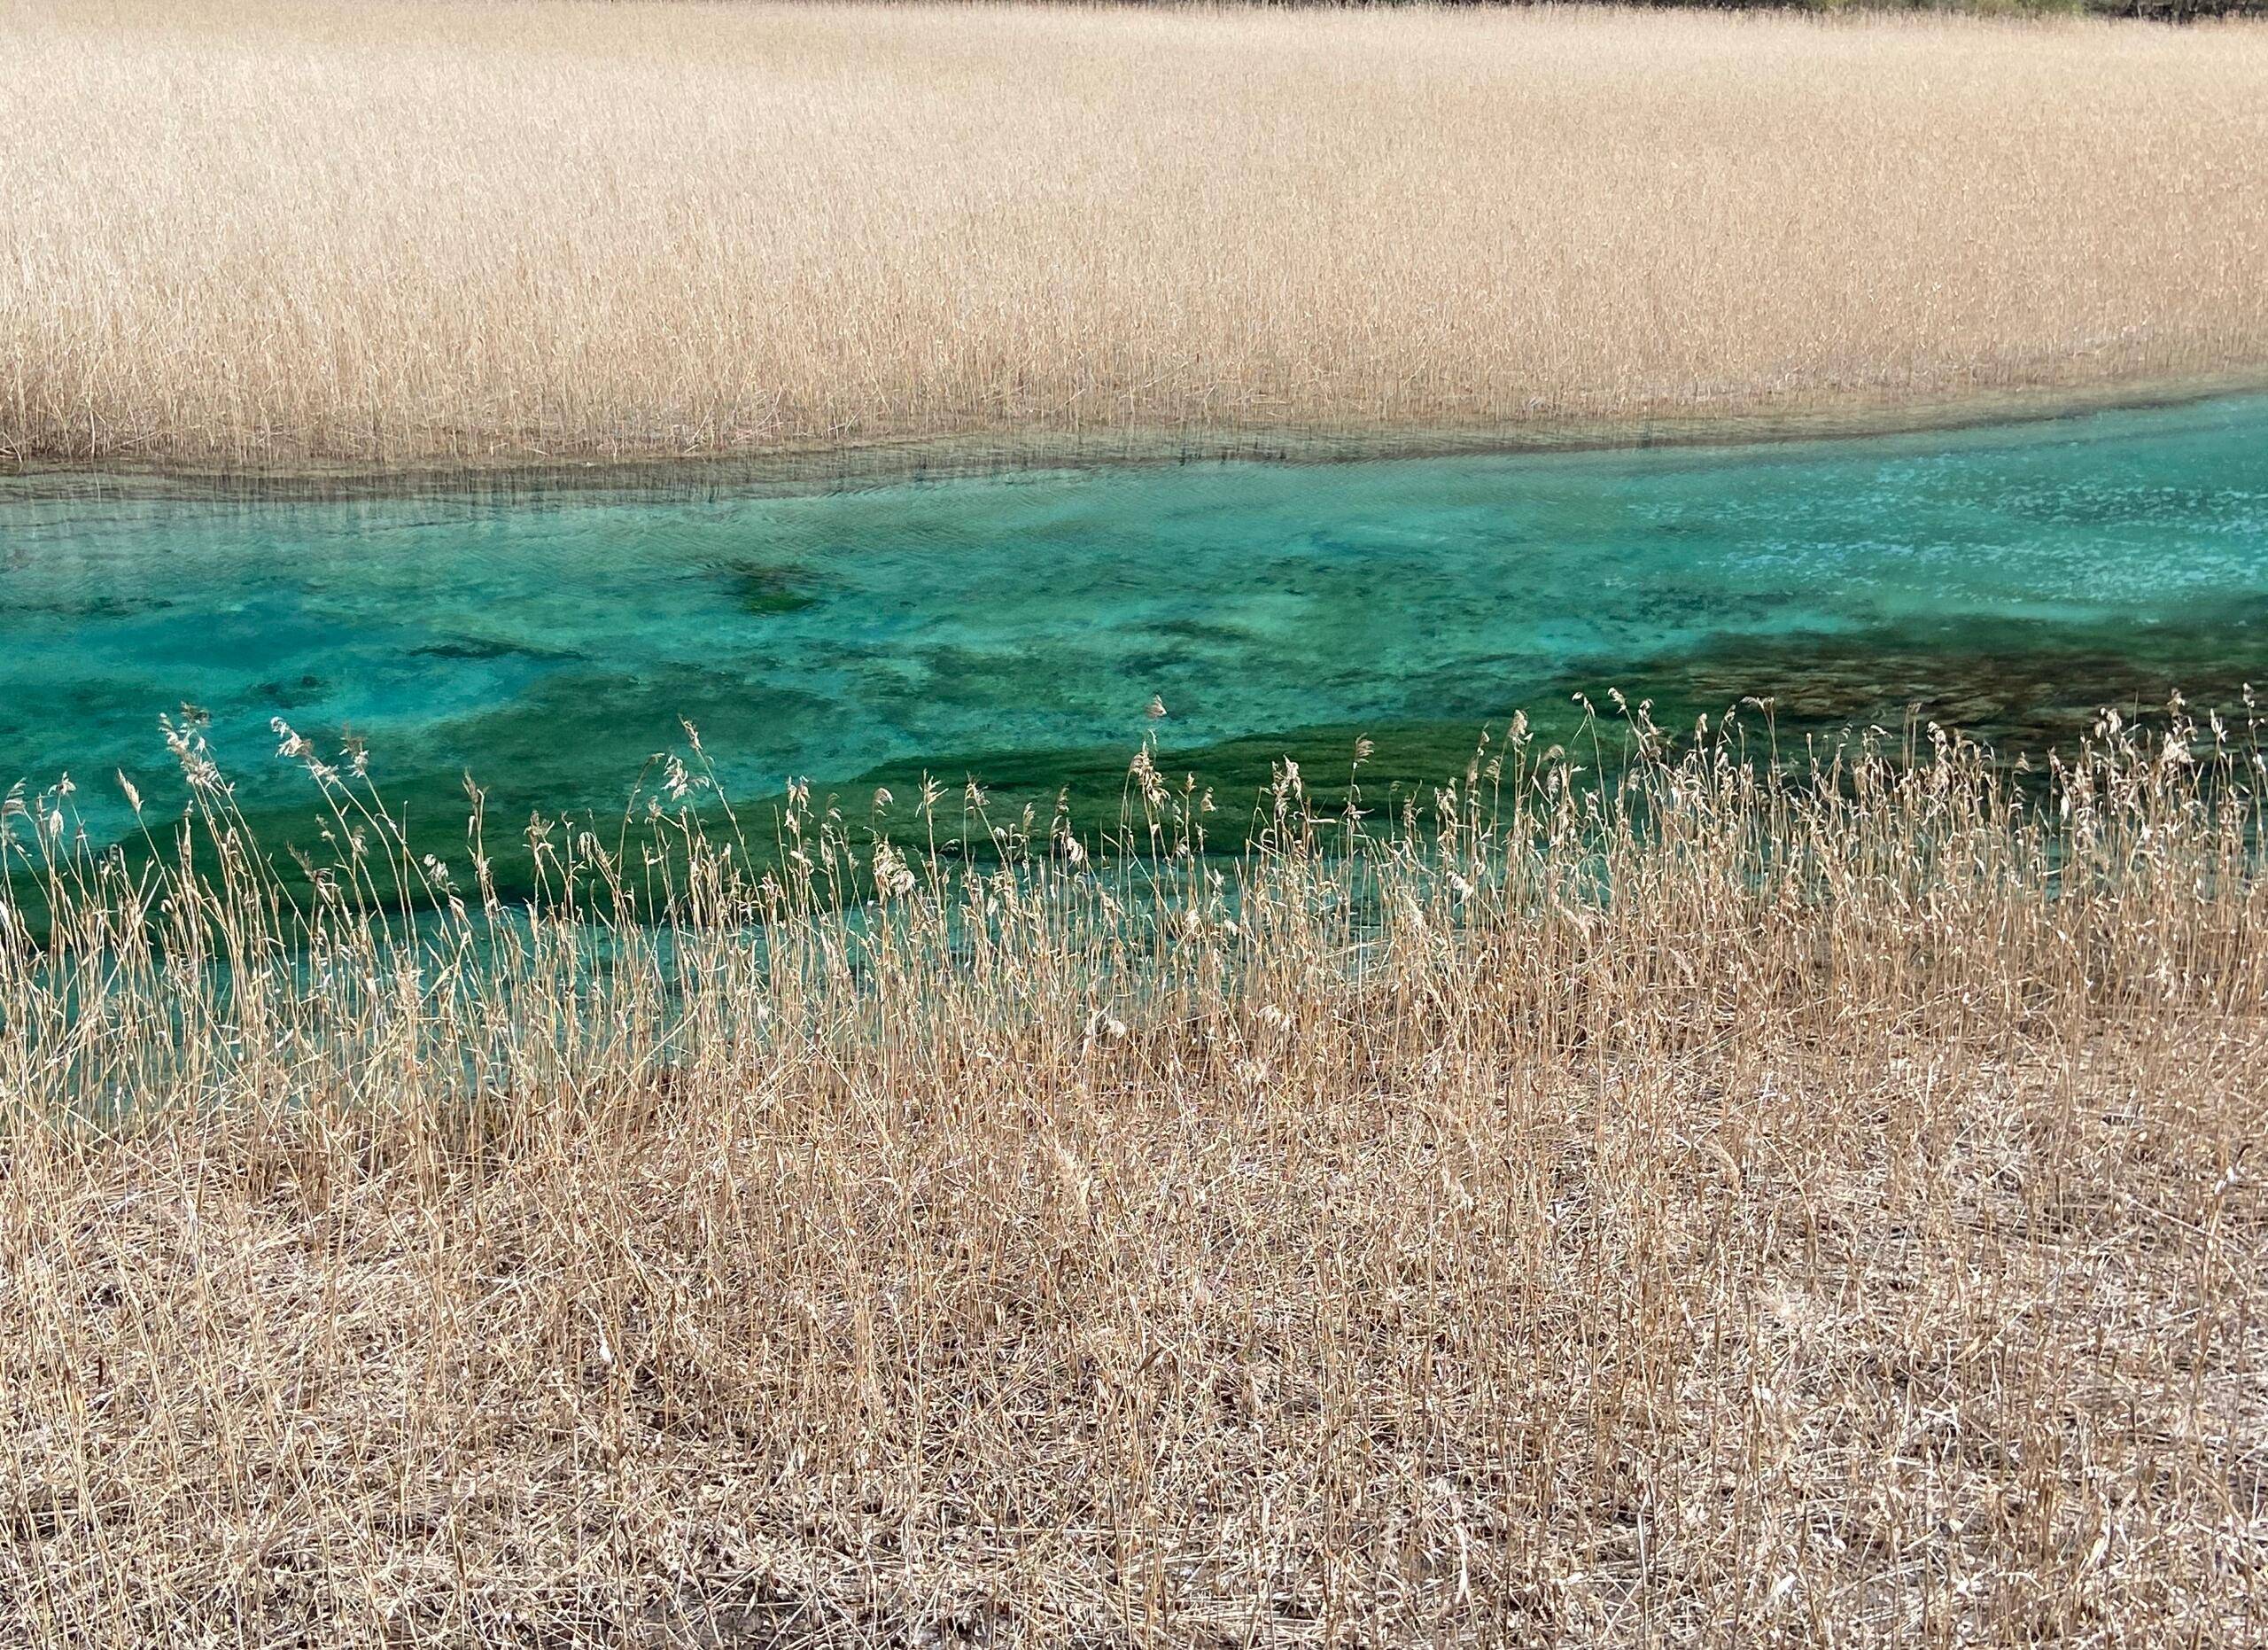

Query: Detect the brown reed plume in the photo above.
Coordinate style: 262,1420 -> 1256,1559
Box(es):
3,698 -> 2264,1644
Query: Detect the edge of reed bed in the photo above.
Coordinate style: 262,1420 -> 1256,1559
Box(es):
10,367 -> 2266,504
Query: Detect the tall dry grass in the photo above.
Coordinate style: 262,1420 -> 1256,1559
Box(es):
4,1 -> 2267,470
4,702 -> 2265,1644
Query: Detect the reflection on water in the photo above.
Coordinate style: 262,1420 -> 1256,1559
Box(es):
3,394 -> 2265,861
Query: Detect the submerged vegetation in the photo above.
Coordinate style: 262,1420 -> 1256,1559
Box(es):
4,702 -> 2265,1643
4,0 -> 2267,471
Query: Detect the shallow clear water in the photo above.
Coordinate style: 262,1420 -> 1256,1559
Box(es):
4,395 -> 2266,864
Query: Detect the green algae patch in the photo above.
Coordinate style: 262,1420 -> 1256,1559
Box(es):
731,567 -> 821,617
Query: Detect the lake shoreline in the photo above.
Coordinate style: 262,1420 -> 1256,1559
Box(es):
10,366 -> 2268,502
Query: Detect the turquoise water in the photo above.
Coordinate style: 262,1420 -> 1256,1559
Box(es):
4,395 -> 2266,874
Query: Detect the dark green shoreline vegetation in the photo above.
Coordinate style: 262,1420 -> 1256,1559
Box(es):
12,590 -> 2258,926
8,669 -> 2260,956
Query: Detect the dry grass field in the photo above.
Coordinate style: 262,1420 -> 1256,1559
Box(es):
4,707 -> 2266,1645
4,0 -> 2268,471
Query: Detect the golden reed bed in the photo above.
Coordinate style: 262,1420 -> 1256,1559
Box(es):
3,0 -> 2266,471
4,709 -> 2266,1644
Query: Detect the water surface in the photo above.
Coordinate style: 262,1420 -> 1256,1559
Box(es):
4,395 -> 2265,867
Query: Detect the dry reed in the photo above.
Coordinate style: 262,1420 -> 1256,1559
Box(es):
4,701 -> 2265,1645
4,1 -> 2267,471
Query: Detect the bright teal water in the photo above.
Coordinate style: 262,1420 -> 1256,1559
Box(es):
4,395 -> 2265,875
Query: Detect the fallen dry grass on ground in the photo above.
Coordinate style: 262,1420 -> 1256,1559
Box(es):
3,706 -> 2265,1645
3,1 -> 2267,470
